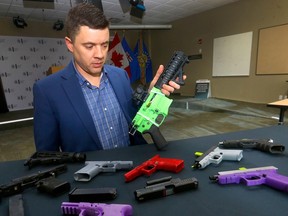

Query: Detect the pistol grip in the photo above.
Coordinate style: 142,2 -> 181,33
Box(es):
74,164 -> 101,182
173,69 -> 185,86
144,124 -> 168,150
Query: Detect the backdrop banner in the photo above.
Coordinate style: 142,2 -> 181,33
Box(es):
0,36 -> 71,111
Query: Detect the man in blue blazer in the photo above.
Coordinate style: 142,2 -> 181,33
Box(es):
33,3 -> 184,152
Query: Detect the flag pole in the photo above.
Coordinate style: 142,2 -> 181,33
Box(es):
137,31 -> 147,85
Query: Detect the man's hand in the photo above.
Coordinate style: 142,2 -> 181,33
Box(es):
148,65 -> 187,96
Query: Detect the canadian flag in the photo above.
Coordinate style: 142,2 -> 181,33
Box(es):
106,32 -> 131,78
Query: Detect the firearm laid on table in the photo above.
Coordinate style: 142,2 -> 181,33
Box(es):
130,51 -> 202,150
24,151 -> 86,168
209,166 -> 288,193
134,176 -> 198,201
218,138 -> 285,154
74,161 -> 133,182
124,154 -> 184,182
61,202 -> 133,216
192,146 -> 243,169
0,164 -> 68,197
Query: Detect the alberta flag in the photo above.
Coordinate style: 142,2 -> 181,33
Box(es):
121,36 -> 140,83
134,39 -> 153,84
106,32 -> 131,78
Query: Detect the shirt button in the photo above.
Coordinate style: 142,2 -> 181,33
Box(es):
110,127 -> 113,130
104,108 -> 107,111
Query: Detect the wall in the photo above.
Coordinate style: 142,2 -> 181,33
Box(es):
151,0 -> 288,104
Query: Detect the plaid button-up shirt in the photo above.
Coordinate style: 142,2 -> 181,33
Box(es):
74,66 -> 130,150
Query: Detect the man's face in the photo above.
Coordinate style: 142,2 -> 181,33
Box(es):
65,26 -> 110,77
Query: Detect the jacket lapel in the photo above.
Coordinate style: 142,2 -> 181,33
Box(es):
60,62 -> 101,144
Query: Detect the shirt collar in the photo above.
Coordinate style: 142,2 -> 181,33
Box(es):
73,60 -> 107,87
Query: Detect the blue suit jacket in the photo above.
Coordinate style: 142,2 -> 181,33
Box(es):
33,61 -> 146,152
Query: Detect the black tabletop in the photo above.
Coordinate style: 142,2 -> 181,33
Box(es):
1,125 -> 288,216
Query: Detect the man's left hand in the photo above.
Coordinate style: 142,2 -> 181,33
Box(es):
148,65 -> 187,96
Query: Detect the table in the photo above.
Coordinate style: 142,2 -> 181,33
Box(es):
0,125 -> 288,216
267,99 -> 288,125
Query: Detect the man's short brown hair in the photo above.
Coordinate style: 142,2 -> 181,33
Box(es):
65,3 -> 109,41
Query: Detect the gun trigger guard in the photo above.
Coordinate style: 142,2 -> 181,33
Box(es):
240,177 -> 253,186
142,165 -> 156,176
210,154 -> 223,165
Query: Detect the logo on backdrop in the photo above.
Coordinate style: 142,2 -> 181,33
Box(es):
49,48 -> 57,52
20,55 -> 30,61
17,38 -> 27,44
25,86 -> 32,92
57,40 -> 65,45
40,55 -> 49,60
14,79 -> 24,84
0,56 -> 8,61
8,47 -> 18,52
11,64 -> 21,69
4,88 -> 14,93
17,95 -> 26,100
38,39 -> 46,45
22,71 -> 33,76
32,63 -> 41,68
1,72 -> 11,77
59,55 -> 67,61
30,47 -> 39,52
7,104 -> 18,110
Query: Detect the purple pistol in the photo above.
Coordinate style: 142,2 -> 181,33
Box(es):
210,166 -> 288,192
61,202 -> 133,216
